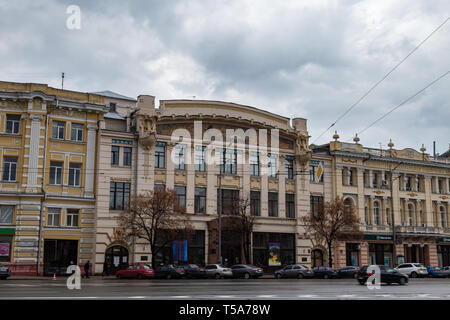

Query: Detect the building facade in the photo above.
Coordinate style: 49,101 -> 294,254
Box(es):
312,134 -> 450,269
0,81 -> 108,275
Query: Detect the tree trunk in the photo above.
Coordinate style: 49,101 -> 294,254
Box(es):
328,241 -> 333,268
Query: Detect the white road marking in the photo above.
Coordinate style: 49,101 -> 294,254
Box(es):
336,295 -> 355,298
257,295 -> 275,298
297,295 -> 319,298
128,296 -> 146,299
172,296 -> 191,298
217,295 -> 235,298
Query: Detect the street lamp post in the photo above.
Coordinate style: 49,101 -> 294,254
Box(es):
390,161 -> 403,267
218,173 -> 222,265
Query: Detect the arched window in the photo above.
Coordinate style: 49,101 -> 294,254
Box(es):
408,203 -> 415,226
373,201 -> 380,225
440,206 -> 446,228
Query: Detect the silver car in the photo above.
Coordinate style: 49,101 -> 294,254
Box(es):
395,263 -> 428,278
205,264 -> 233,279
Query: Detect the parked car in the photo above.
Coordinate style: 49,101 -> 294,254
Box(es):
274,264 -> 314,279
178,264 -> 208,279
437,266 -> 450,278
357,265 -> 408,285
0,264 -> 11,280
426,266 -> 441,278
230,264 -> 263,279
337,266 -> 360,279
205,264 -> 233,279
312,266 -> 338,279
115,263 -> 154,279
154,264 -> 185,279
395,263 -> 428,278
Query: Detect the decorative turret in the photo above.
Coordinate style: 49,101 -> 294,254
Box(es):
136,95 -> 158,149
333,130 -> 339,141
353,133 -> 360,144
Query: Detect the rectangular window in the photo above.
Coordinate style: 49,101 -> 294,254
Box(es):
123,147 -> 132,166
217,189 -> 239,215
174,186 -> 186,209
155,142 -> 166,169
47,208 -> 60,227
70,123 -> 83,142
111,146 -> 119,165
6,115 -> 20,134
250,191 -> 261,216
220,148 -> 237,174
174,144 -> 186,170
194,145 -> 206,172
310,196 -> 324,217
2,157 -> 17,181
286,194 -> 295,218
0,236 -> 12,262
49,161 -> 63,185
0,206 -> 14,224
268,192 -> 278,217
66,209 -> 79,227
68,163 -> 81,186
52,121 -> 65,140
109,102 -> 116,113
268,154 -> 278,178
285,156 -> 294,179
109,182 -> 131,210
250,152 -> 259,176
194,187 -> 206,214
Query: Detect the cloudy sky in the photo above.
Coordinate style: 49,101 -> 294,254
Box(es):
1,0 -> 449,154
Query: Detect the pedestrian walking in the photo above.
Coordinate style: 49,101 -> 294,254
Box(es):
84,260 -> 90,279
102,261 -> 109,278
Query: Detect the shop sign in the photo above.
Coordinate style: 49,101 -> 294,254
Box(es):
364,234 -> 393,241
0,242 -> 10,256
0,228 -> 15,235
438,237 -> 450,243
268,243 -> 281,266
173,240 -> 187,262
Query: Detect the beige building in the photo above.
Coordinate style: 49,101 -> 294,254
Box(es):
312,134 -> 450,270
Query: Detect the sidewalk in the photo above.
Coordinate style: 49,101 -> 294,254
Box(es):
7,274 -> 276,280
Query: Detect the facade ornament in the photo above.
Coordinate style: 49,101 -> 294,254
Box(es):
333,131 -> 339,141
353,133 -> 360,144
137,113 -> 158,150
294,130 -> 312,165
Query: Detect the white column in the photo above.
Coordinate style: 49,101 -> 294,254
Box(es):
186,145 -> 195,214
242,149 -> 251,204
206,149 -> 218,216
166,143 -> 175,190
368,170 -> 373,188
446,177 -> 449,195
27,114 -> 43,191
434,176 -> 439,194
84,124 -> 98,197
278,155 -> 286,218
260,152 -> 268,217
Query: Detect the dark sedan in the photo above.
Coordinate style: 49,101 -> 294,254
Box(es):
337,266 -> 360,279
154,264 -> 185,279
178,264 -> 208,278
230,264 -> 263,279
275,264 -> 314,279
0,264 -> 10,280
312,266 -> 338,279
357,265 -> 408,285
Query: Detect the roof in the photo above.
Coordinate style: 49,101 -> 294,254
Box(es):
104,112 -> 125,120
91,90 -> 136,101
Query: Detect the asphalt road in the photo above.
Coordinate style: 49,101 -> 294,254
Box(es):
1,278 -> 450,300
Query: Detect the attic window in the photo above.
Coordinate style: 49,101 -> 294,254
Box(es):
109,102 -> 116,113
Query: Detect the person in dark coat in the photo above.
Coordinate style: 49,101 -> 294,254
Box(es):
84,261 -> 90,279
102,261 -> 109,277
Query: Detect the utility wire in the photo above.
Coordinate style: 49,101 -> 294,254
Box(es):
312,16 -> 450,144
355,70 -> 450,137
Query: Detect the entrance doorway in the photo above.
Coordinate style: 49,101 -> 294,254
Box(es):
311,249 -> 324,267
43,239 -> 78,276
105,245 -> 129,275
222,230 -> 241,267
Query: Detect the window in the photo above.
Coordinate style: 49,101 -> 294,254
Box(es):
47,208 -> 60,227
268,154 -> 278,178
194,145 -> 206,172
70,123 -> 83,142
123,147 -> 132,166
194,187 -> 206,214
6,115 -> 20,134
174,144 -> 186,170
440,206 -> 446,228
0,236 -> 12,262
174,186 -> 186,209
373,172 -> 378,188
66,209 -> 79,227
217,189 -> 239,215
310,196 -> 323,217
109,102 -> 116,113
154,184 -> 165,192
68,163 -> 81,186
405,176 -> 411,191
250,191 -> 260,216
52,121 -> 65,139
49,161 -> 63,185
408,204 -> 414,226
111,146 -> 119,165
374,201 -> 380,225
309,164 -> 323,183
220,148 -> 237,174
347,168 -> 354,186
2,157 -> 17,181
155,142 -> 166,169
286,194 -> 295,218
250,152 -> 259,176
109,182 -> 131,210
285,156 -> 294,179
0,206 -> 14,224
268,192 -> 278,217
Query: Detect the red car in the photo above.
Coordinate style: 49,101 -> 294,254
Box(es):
116,263 -> 155,279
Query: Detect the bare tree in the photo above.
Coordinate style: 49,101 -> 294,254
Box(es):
301,196 -> 361,268
118,189 -> 194,268
228,195 -> 255,264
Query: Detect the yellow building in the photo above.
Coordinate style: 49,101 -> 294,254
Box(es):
0,81 -> 108,275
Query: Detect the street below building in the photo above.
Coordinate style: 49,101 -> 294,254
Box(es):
1,278 -> 450,300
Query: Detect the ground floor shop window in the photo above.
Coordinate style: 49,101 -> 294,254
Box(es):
311,249 -> 324,267
437,245 -> 450,267
369,243 -> 392,267
252,232 -> 295,268
404,244 -> 427,265
345,243 -> 359,266
44,239 -> 78,276
0,236 -> 12,262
